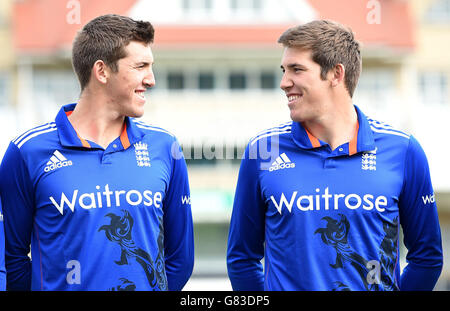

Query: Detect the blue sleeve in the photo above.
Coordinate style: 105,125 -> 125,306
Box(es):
0,142 -> 33,291
162,138 -> 194,291
399,136 -> 443,291
0,200 -> 6,291
227,144 -> 265,291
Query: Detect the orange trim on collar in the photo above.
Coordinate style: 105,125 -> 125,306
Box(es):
305,128 -> 321,148
348,121 -> 359,156
65,110 -> 91,148
120,123 -> 131,149
76,133 -> 91,148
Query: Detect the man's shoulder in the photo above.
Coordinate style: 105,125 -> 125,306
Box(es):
248,121 -> 293,147
11,121 -> 58,151
131,118 -> 176,141
366,116 -> 410,142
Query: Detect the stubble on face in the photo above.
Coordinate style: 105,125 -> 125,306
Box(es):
280,47 -> 333,124
107,41 -> 155,119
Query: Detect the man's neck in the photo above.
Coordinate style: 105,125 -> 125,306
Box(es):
302,101 -> 357,151
68,91 -> 125,149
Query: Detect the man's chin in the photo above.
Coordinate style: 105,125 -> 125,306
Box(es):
132,111 -> 145,118
128,104 -> 146,118
123,110 -> 144,118
289,111 -> 303,123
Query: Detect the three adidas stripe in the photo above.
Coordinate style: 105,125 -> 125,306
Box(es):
47,150 -> 68,165
44,150 -> 73,172
269,153 -> 295,172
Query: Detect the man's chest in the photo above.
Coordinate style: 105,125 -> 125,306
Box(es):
32,146 -> 171,216
259,148 -> 404,216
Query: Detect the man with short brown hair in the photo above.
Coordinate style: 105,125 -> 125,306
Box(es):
0,14 -> 194,291
227,20 -> 443,291
278,20 -> 361,98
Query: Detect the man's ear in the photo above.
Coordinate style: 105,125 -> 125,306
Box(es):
92,60 -> 109,85
330,64 -> 345,87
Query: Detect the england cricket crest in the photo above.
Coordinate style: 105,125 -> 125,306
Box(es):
134,142 -> 151,167
361,147 -> 377,171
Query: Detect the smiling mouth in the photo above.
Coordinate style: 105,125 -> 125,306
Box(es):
287,94 -> 302,104
135,90 -> 146,101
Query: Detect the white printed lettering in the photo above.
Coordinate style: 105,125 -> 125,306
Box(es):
270,188 -> 389,215
421,194 -> 435,205
271,191 -> 298,215
126,190 -> 143,206
79,192 -> 96,209
297,195 -> 313,211
49,190 -> 78,215
181,196 -> 191,205
49,186 -> 164,215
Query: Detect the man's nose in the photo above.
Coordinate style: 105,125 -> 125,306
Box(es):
280,72 -> 293,91
143,69 -> 155,88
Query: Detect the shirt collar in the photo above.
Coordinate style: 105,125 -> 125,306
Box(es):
291,105 -> 375,156
55,103 -> 144,150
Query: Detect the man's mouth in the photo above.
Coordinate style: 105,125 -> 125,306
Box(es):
135,90 -> 146,101
287,94 -> 302,104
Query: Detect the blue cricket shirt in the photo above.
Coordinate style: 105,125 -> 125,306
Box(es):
0,103 -> 194,291
227,105 -> 443,291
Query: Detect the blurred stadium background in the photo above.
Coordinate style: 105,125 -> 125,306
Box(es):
0,0 -> 449,291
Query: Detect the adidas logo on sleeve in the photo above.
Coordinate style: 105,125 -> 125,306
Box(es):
269,153 -> 295,172
44,150 -> 73,172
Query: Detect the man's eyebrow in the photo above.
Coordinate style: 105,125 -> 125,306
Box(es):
281,63 -> 307,69
134,60 -> 153,66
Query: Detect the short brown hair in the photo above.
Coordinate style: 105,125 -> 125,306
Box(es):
278,20 -> 361,97
72,14 -> 155,91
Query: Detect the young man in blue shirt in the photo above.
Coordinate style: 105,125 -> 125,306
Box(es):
227,20 -> 443,291
0,14 -> 194,291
